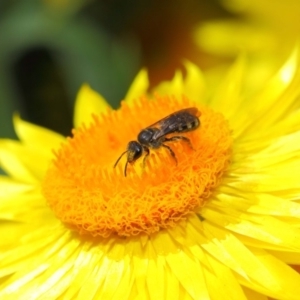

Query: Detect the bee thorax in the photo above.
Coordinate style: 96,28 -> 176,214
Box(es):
138,128 -> 159,145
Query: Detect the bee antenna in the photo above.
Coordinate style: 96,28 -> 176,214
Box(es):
113,150 -> 128,169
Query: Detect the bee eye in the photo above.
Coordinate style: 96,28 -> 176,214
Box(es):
127,141 -> 143,162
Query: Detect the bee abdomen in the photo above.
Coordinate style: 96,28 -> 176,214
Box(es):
178,118 -> 200,132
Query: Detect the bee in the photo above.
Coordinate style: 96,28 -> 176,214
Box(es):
114,107 -> 201,176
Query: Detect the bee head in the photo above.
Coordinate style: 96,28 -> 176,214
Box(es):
127,141 -> 143,162
114,141 -> 144,176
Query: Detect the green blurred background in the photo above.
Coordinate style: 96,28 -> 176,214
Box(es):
0,0 -> 229,138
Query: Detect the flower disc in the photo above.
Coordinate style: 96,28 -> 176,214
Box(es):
42,95 -> 232,237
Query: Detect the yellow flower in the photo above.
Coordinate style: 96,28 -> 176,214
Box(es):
194,0 -> 300,96
1,49 -> 300,299
195,0 -> 300,56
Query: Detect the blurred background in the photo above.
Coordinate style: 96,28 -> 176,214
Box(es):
1,0 -> 299,138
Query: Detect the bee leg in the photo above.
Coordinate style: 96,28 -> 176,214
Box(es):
162,144 -> 178,165
142,146 -> 150,167
164,136 -> 194,149
124,161 -> 129,177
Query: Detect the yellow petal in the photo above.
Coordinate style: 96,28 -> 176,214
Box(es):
13,114 -> 64,156
0,140 -> 38,184
147,258 -> 165,299
0,228 -> 65,277
209,54 -> 246,125
77,256 -> 111,299
214,192 -> 300,218
132,243 -> 150,297
237,47 -> 300,136
164,268 -> 180,300
155,70 -> 184,97
201,222 -> 279,282
187,216 -> 249,279
0,177 -> 44,223
74,84 -> 111,128
0,232 -> 80,299
229,163 -> 300,193
194,20 -> 276,56
0,140 -> 49,182
0,264 -> 50,299
183,61 -> 206,104
124,69 -> 149,105
203,205 -> 300,251
0,176 -> 34,199
252,130 -> 300,159
97,246 -> 129,299
267,108 -> 300,138
268,250 -> 300,264
61,244 -> 103,299
204,255 -> 247,300
0,221 -> 35,250
106,256 -> 133,300
239,247 -> 300,300
152,230 -> 210,299
242,286 -> 270,300
153,62 -> 206,105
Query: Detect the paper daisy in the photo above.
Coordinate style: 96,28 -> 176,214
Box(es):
194,0 -> 300,60
1,49 -> 300,300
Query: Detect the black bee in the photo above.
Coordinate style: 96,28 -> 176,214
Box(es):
114,107 -> 201,176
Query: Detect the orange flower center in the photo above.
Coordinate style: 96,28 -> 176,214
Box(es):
42,94 -> 232,237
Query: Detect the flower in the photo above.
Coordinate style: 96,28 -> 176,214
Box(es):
194,0 -> 300,57
193,0 -> 300,98
1,49 -> 300,299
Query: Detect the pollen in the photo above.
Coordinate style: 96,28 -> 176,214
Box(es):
42,95 -> 232,237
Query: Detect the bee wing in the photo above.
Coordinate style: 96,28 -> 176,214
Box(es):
149,107 -> 200,140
